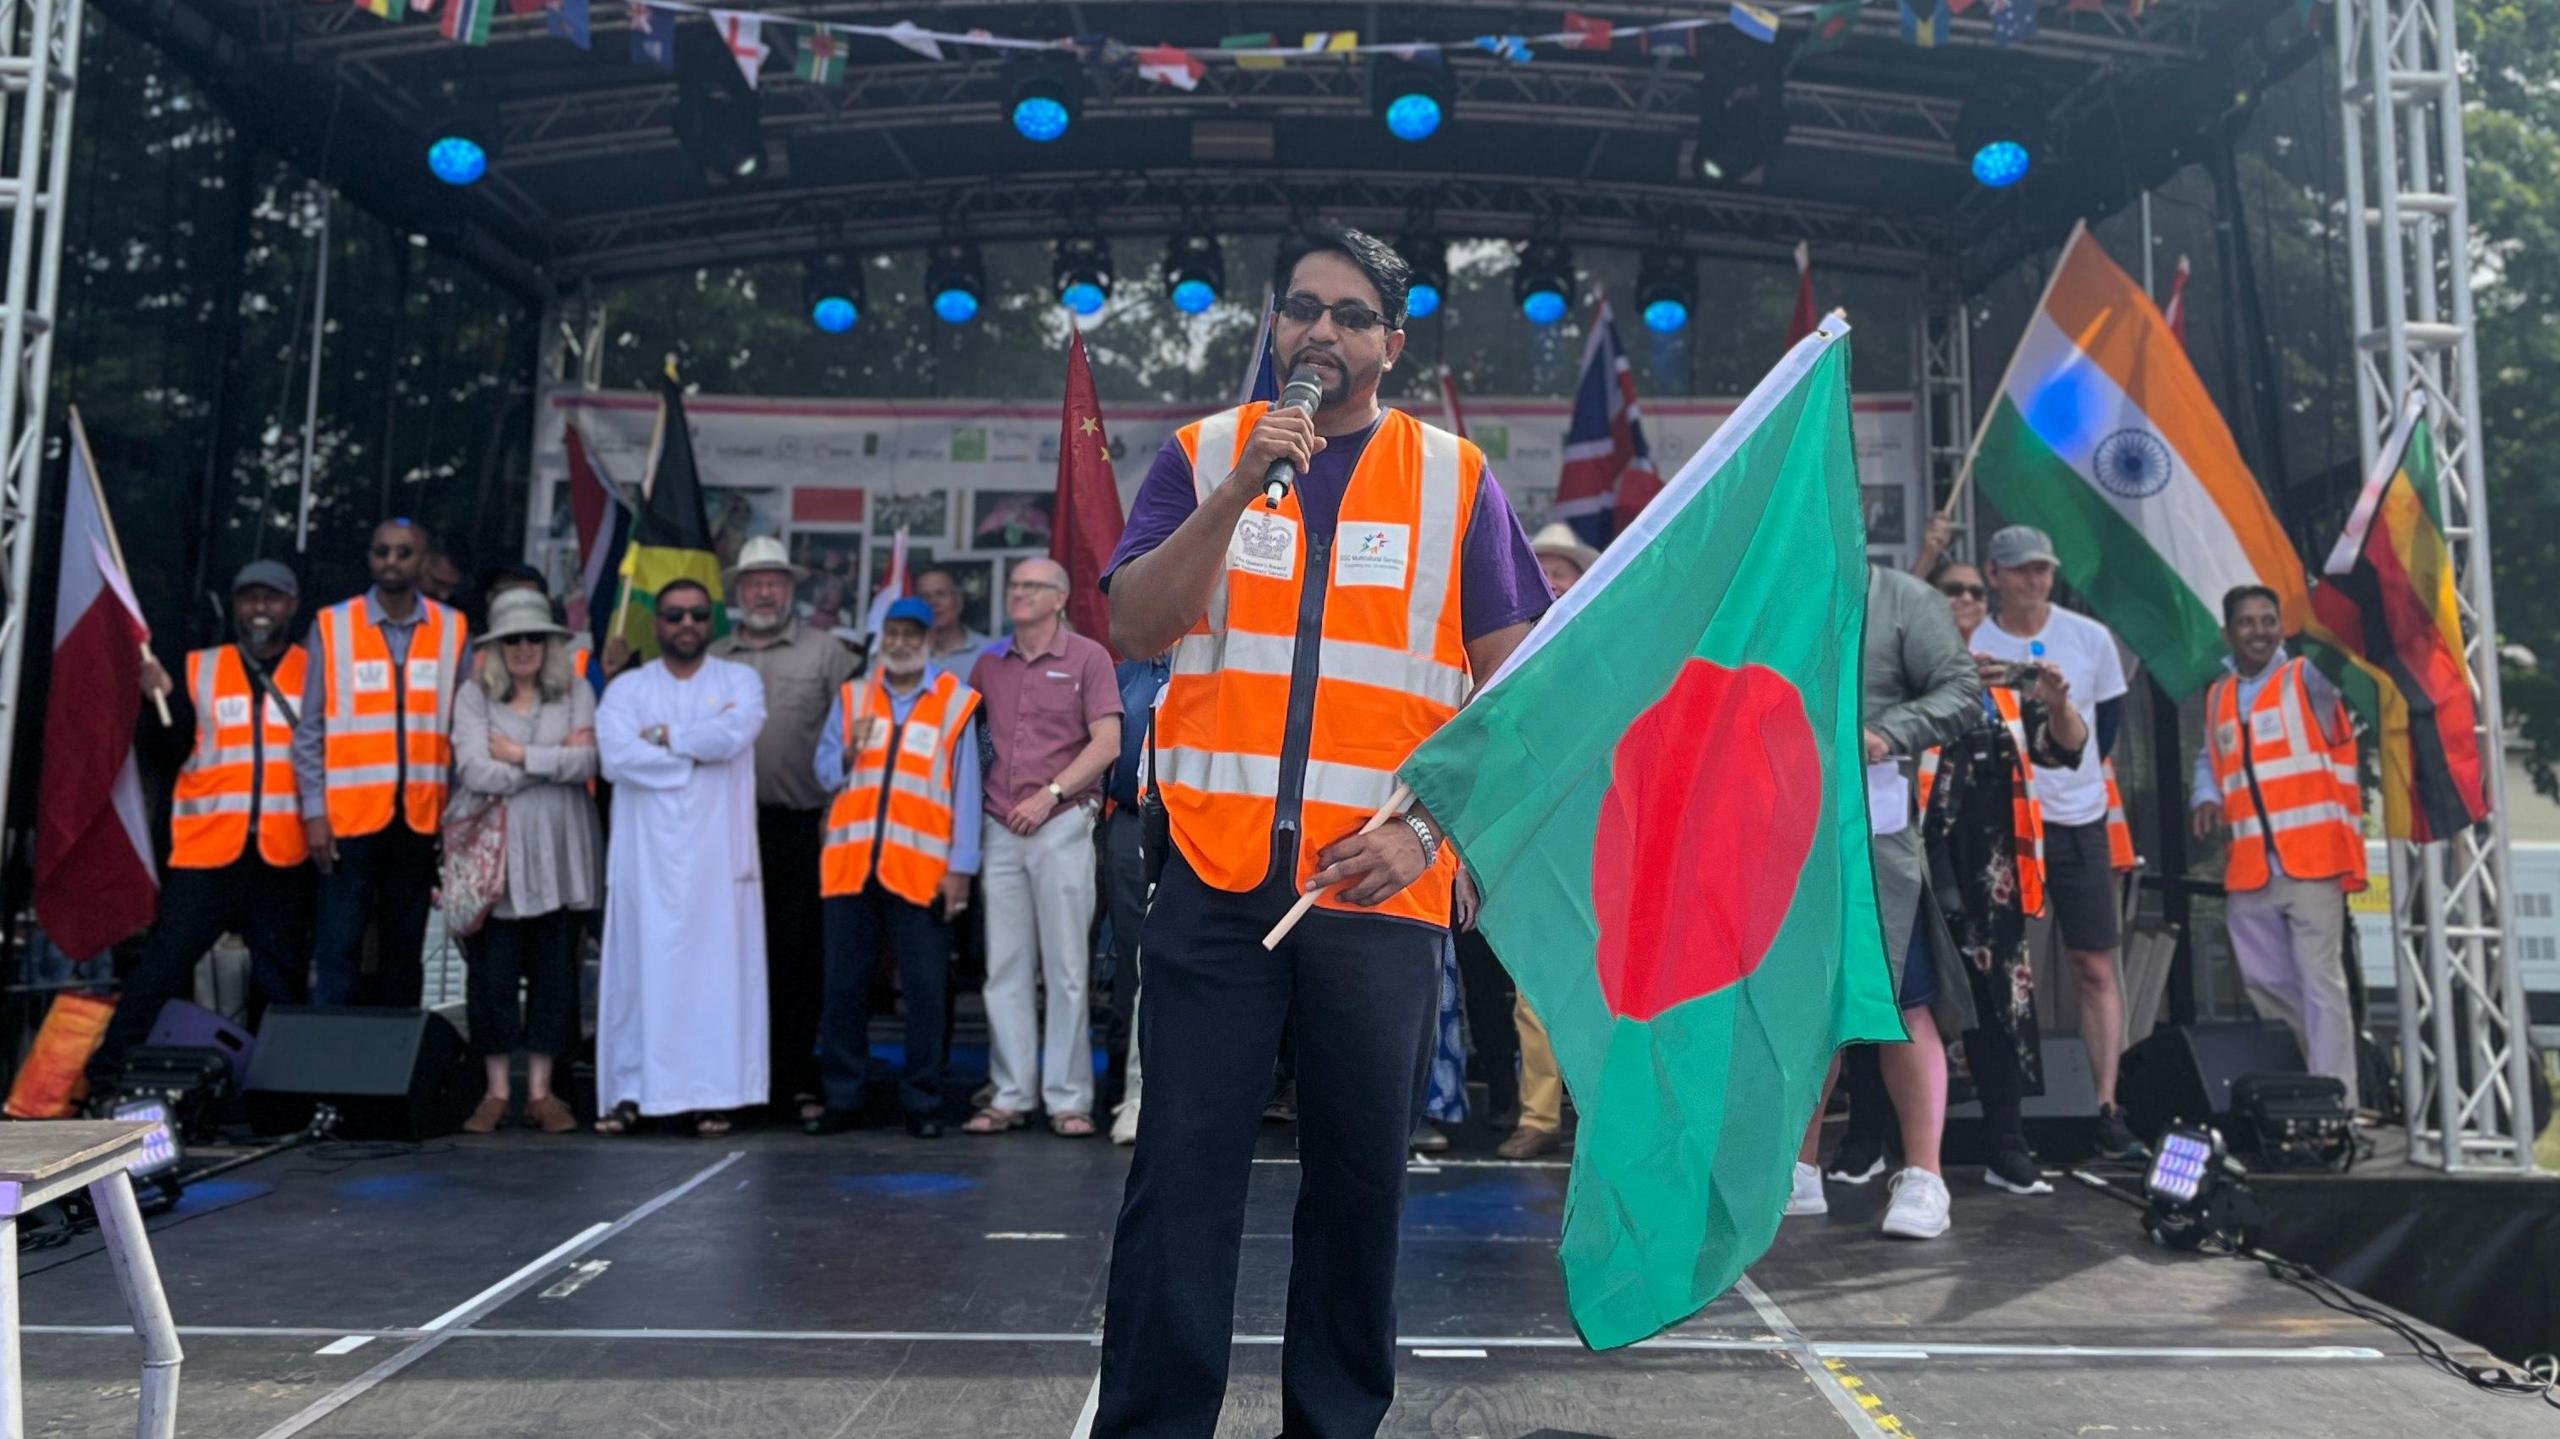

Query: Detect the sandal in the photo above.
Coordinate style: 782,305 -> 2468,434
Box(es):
594,1100 -> 640,1135
461,1095 -> 510,1135
1049,1112 -> 1097,1139
693,1111 -> 734,1138
524,1095 -> 578,1135
961,1106 -> 1026,1135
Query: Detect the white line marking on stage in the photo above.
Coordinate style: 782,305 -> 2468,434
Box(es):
314,1337 -> 373,1356
1412,1347 -> 1487,1359
985,1231 -> 1076,1240
1735,1277 -> 1895,1439
1252,1156 -> 1572,1171
539,1259 -> 613,1300
250,1149 -> 746,1439
1066,1369 -> 1101,1439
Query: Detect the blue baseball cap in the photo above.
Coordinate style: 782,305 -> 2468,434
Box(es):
883,597 -> 934,629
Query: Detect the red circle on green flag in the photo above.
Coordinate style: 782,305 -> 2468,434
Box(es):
1591,658 -> 1822,1021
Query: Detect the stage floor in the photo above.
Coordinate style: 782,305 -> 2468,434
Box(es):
12,1116 -> 2551,1438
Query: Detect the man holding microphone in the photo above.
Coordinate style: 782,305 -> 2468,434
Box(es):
1093,224 -> 1549,1438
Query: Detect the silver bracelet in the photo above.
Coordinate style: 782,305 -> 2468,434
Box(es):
1401,811 -> 1441,867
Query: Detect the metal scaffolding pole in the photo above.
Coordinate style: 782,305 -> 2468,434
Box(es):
1918,283 -> 1975,559
2337,0 -> 2534,1171
0,0 -> 87,855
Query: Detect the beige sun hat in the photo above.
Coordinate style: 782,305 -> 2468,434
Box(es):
722,534 -> 808,587
1528,521 -> 1601,576
482,588 -> 569,642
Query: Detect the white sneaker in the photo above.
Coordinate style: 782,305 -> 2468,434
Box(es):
1110,1101 -> 1139,1146
1880,1167 -> 1952,1240
1784,1161 -> 1828,1217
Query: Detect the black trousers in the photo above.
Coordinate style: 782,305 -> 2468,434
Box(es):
468,908 -> 582,1058
817,882 -> 951,1115
1094,851 -> 1441,1439
759,804 -> 828,1107
311,825 -> 437,1007
92,857 -> 309,1083
1452,929 -> 1519,1125
1097,809 -> 1149,1111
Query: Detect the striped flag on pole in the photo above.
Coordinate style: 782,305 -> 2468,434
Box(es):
439,0 -> 494,44
1553,299 -> 1661,547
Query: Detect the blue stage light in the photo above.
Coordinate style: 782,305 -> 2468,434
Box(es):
1972,139 -> 2031,189
1061,281 -> 1107,316
426,136 -> 487,186
1638,248 -> 1694,336
1643,298 -> 1690,334
1171,278 -> 1218,314
1514,240 -> 1574,326
811,295 -> 858,333
1013,94 -> 1071,143
926,241 -> 985,325
1406,282 -> 1442,320
1521,289 -> 1567,325
932,288 -> 980,325
1385,93 -> 1443,142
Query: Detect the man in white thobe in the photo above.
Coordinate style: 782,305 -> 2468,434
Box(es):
597,578 -> 771,1134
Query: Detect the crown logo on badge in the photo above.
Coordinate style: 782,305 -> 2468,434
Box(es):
1237,516 -> 1292,564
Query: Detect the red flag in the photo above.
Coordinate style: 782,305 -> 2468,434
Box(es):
1789,241 -> 1818,344
1437,365 -> 1471,440
1563,12 -> 1615,48
2162,254 -> 2193,348
36,413 -> 158,960
1052,330 -> 1125,658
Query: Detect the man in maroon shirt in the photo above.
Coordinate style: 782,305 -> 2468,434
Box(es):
963,556 -> 1123,1137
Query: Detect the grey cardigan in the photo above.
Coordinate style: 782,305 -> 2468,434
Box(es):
451,679 -> 603,920
1864,565 -> 1984,1034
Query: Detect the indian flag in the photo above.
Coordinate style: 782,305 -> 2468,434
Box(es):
1972,222 -> 2307,699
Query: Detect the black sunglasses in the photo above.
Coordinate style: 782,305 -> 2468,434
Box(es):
500,634 -> 547,648
1939,583 -> 1986,600
1277,294 -> 1389,333
661,605 -> 716,625
371,544 -> 417,559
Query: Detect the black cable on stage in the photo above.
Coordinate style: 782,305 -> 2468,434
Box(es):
2241,1246 -> 2560,1412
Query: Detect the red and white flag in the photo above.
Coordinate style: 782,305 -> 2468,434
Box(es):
2162,254 -> 2193,348
36,413 -> 158,960
1137,42 -> 1205,91
713,10 -> 768,87
1789,241 -> 1818,344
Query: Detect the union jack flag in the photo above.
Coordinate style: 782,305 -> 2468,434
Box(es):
1553,299 -> 1659,547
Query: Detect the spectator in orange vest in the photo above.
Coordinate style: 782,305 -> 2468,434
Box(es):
292,518 -> 471,1008
90,560 -> 312,1091
2191,585 -> 2365,1105
805,598 -> 982,1138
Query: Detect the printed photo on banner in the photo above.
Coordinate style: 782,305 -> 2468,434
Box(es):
938,557 -> 997,635
873,488 -> 949,538
708,487 -> 786,571
877,544 -> 936,602
971,490 -> 1055,551
1515,485 -> 1556,535
1862,483 -> 1907,546
789,528 -> 867,631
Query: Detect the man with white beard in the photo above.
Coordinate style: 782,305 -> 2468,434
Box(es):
596,579 -> 770,1137
711,536 -> 858,1122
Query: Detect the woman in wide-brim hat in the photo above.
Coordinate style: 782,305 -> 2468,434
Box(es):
1527,522 -> 1601,595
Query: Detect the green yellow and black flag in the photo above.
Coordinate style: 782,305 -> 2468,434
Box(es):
613,360 -> 727,660
2305,389 -> 2488,842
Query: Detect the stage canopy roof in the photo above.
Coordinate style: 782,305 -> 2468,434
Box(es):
105,0 -> 2320,301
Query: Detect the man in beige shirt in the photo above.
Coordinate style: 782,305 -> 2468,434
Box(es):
711,536 -> 859,1120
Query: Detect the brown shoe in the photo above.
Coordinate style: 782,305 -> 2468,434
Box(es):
523,1095 -> 578,1134
1497,1125 -> 1559,1160
461,1095 -> 510,1135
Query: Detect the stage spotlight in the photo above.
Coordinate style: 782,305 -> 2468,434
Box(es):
2140,1123 -> 2264,1252
425,103 -> 499,187
1163,232 -> 1224,314
1638,249 -> 1694,334
1054,235 -> 1113,316
1957,85 -> 2048,190
1372,58 -> 1450,142
111,1097 -> 185,1212
1397,236 -> 1446,320
673,27 -> 765,183
804,253 -> 862,334
1694,31 -> 1790,186
1010,56 -> 1083,143
926,241 -> 985,325
1514,241 -> 1573,326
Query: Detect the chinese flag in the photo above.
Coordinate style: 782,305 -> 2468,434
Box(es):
1052,329 -> 1126,658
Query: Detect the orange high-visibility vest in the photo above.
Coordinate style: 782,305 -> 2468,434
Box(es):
1918,686 -> 2048,917
821,671 -> 982,906
314,595 -> 468,838
1157,403 -> 1478,927
2102,760 -> 2138,872
169,645 -> 310,869
2206,657 -> 2366,892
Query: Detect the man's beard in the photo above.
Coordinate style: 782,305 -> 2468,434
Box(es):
740,608 -> 787,635
883,657 -> 927,683
661,630 -> 708,662
1290,347 -> 1377,410
240,615 -> 280,647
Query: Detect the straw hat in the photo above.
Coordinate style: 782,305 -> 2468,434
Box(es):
1528,522 -> 1600,576
723,534 -> 807,586
482,588 -> 569,643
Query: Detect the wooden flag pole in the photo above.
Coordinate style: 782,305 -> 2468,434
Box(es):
603,356 -> 679,661
69,409 -> 172,727
1260,782 -> 1413,951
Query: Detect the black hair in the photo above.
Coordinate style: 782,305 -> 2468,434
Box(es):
913,562 -> 960,588
1925,558 -> 1983,586
1271,223 -> 1413,327
486,562 -> 550,596
657,578 -> 713,608
2221,584 -> 2283,626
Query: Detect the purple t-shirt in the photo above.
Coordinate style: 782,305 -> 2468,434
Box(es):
1102,415 -> 1552,643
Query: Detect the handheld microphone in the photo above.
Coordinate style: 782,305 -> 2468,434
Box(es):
1262,367 -> 1327,510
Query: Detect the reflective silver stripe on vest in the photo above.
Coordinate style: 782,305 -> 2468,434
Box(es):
2230,801 -> 2357,841
409,763 -> 450,787
1156,746 -> 1399,813
882,821 -> 952,860
419,611 -> 465,738
329,763 -> 405,788
327,603 -> 362,720
826,815 -> 881,848
172,792 -> 255,819
1409,420 -> 1464,686
1193,407 -> 1245,637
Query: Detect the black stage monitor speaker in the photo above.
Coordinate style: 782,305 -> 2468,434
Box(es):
2118,1019 -> 2305,1141
243,1006 -> 474,1139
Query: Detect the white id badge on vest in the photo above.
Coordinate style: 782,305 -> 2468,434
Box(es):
214,695 -> 251,727
408,658 -> 441,694
353,660 -> 391,694
1229,511 -> 1298,580
900,722 -> 940,758
1334,522 -> 1412,588
2217,720 -> 2240,755
2251,709 -> 2286,746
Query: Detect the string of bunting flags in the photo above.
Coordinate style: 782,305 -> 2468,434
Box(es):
388,0 -> 2146,79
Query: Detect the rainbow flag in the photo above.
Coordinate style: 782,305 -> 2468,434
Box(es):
2306,391 -> 2488,842
1972,222 -> 2307,699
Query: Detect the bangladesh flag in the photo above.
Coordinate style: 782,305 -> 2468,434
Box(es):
1402,322 -> 1901,1349
616,362 -> 728,661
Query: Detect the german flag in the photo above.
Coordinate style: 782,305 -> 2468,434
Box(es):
2305,392 -> 2488,842
613,361 -> 728,662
